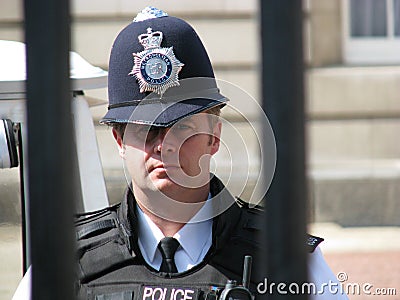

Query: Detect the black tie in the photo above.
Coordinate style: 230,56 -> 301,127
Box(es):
158,237 -> 180,273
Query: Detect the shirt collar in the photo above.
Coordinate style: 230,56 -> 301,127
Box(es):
136,194 -> 213,265
174,198 -> 212,262
137,206 -> 164,264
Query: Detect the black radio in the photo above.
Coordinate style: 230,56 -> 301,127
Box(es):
218,255 -> 254,300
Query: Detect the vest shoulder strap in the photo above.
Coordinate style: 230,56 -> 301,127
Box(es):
75,204 -> 134,283
211,199 -> 325,284
307,234 -> 324,252
234,198 -> 325,253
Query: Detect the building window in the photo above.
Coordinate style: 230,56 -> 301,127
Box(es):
343,0 -> 400,64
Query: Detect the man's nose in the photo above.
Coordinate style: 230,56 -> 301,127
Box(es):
153,128 -> 178,154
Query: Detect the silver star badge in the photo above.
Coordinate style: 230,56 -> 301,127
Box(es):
129,27 -> 184,96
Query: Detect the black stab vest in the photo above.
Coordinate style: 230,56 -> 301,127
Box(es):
75,176 -> 323,300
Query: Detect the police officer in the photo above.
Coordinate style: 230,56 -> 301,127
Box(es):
13,7 -> 348,300
74,7 -> 262,299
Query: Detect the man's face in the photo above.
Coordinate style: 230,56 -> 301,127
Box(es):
113,112 -> 221,199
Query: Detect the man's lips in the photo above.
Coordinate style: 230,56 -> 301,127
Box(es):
150,164 -> 181,172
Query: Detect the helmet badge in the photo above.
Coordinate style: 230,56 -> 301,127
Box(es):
129,27 -> 184,96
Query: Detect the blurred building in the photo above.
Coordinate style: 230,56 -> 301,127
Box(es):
1,0 -> 399,226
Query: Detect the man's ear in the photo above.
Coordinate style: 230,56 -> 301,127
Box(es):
210,121 -> 222,155
112,128 -> 125,158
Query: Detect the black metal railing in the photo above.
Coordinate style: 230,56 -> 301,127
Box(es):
24,0 -> 76,299
261,1 -> 308,299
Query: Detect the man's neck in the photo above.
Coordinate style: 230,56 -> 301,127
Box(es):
137,202 -> 184,236
133,184 -> 210,237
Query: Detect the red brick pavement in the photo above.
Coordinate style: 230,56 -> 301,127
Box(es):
324,251 -> 400,300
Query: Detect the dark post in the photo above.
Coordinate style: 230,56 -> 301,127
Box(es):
24,0 -> 76,299
261,1 -> 308,299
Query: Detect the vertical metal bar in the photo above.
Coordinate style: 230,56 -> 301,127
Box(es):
24,0 -> 76,299
17,124 -> 28,274
261,1 -> 308,299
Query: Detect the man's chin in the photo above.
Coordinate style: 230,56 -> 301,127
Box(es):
146,169 -> 211,193
149,176 -> 181,192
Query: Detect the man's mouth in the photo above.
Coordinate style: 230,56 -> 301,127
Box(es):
150,164 -> 181,172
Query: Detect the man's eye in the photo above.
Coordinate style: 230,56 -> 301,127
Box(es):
128,125 -> 156,140
134,126 -> 153,135
175,123 -> 194,130
177,124 -> 190,130
127,125 -> 148,133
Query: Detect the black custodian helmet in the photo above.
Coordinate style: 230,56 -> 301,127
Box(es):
100,7 -> 227,127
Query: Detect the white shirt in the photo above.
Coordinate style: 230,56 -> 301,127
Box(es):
136,196 -> 213,272
308,247 -> 349,300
